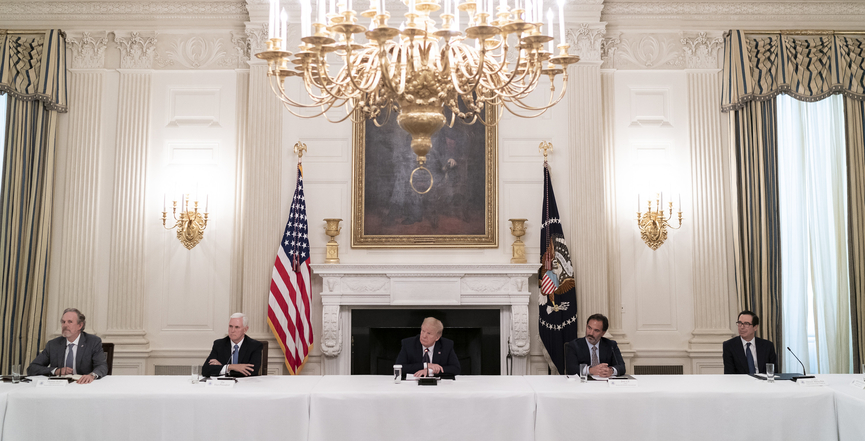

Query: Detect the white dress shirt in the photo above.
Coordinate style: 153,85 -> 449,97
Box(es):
582,340 -> 619,377
54,334 -> 80,375
220,337 -> 245,376
740,336 -> 759,372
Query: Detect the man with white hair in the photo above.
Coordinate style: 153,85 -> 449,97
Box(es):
202,313 -> 264,377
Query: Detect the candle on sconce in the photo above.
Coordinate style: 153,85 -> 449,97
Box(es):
281,8 -> 288,45
330,0 -> 335,14
660,192 -> 664,208
637,195 -> 640,213
409,0 -> 416,14
557,0 -> 565,44
318,0 -> 325,23
205,195 -> 209,213
547,8 -> 554,53
678,194 -> 681,212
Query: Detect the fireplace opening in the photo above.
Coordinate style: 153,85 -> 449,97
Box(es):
351,309 -> 501,375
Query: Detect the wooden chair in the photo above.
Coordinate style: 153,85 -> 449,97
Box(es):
102,342 -> 115,376
259,340 -> 268,376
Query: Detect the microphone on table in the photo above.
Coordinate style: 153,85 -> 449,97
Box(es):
226,346 -> 237,376
786,347 -> 815,381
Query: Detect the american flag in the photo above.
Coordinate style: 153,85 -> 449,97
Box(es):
267,164 -> 313,375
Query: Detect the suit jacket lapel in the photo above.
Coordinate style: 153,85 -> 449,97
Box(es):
76,333 -> 87,371
432,341 -> 442,364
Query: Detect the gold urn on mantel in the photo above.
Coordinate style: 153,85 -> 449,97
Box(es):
324,218 -> 343,263
509,218 -> 528,263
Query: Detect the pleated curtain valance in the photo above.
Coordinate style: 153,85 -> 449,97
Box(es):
722,30 -> 865,112
0,30 -> 67,113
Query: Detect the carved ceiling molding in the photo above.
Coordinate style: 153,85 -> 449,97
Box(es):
67,31 -> 109,69
567,23 -> 606,62
153,35 -> 251,69
601,31 -> 723,70
115,32 -> 158,70
602,2 -> 865,21
0,1 -> 247,22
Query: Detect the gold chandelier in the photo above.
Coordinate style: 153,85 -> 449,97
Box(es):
256,0 -> 578,188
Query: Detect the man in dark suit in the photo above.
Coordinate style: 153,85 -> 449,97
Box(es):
203,313 -> 264,377
565,313 -> 626,378
28,308 -> 108,384
723,310 -> 777,374
395,317 -> 461,378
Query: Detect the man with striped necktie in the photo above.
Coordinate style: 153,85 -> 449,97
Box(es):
395,317 -> 461,379
564,314 -> 626,378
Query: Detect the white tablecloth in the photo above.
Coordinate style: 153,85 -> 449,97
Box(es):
823,374 -> 865,441
527,375 -> 838,441
308,375 -> 536,441
2,375 -> 321,441
0,383 -> 18,441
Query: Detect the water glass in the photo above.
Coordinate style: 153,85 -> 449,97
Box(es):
393,364 -> 402,384
11,364 -> 21,384
766,363 -> 775,383
579,364 -> 588,383
190,365 -> 200,384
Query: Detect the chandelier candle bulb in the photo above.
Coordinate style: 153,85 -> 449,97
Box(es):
557,0 -> 564,43
281,8 -> 288,46
678,194 -> 681,212
205,195 -> 209,212
454,0 -> 459,29
163,194 -> 166,212
330,0 -> 335,14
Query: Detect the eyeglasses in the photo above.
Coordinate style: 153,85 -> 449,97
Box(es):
736,321 -> 754,327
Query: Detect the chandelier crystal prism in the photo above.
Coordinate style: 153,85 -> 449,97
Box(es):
257,0 -> 579,169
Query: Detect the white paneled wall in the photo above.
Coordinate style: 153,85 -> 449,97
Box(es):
45,22 -> 740,375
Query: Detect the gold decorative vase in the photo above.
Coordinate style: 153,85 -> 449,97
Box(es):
324,218 -> 342,263
509,218 -> 528,264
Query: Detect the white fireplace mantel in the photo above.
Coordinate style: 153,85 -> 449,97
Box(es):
310,263 -> 539,375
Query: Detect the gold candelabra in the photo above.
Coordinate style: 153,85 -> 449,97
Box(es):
637,194 -> 683,250
162,194 -> 209,250
257,0 -> 579,192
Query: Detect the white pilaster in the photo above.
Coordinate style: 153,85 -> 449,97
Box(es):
682,33 -> 733,372
230,29 -> 251,315
55,32 -> 109,334
241,22 -> 284,337
567,23 -> 609,326
104,32 -> 157,353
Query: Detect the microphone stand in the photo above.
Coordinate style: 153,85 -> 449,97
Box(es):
787,347 -> 815,381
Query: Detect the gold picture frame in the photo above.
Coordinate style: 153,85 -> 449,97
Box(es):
351,107 -> 498,248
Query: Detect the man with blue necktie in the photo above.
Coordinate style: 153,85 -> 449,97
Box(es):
27,308 -> 108,384
722,311 -> 778,374
203,313 -> 264,377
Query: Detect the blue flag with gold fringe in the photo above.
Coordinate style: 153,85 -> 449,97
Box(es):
538,162 -> 579,374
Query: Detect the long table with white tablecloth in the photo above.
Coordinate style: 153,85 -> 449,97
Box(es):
2,374 -> 863,441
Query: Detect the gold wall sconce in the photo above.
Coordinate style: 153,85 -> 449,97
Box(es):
162,194 -> 209,250
324,218 -> 342,263
509,219 -> 528,263
637,193 -> 683,250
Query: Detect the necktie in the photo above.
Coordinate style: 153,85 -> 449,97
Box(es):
745,342 -> 756,374
591,345 -> 599,367
66,343 -> 75,374
423,348 -> 430,364
232,344 -> 239,365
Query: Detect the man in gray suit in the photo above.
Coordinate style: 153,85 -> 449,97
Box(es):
28,308 -> 108,384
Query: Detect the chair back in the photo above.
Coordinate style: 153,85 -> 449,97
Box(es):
102,342 -> 115,376
260,340 -> 268,375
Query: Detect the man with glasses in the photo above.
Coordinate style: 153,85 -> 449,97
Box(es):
722,310 -> 777,374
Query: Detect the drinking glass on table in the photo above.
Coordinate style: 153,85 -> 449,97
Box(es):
579,364 -> 588,383
11,364 -> 21,384
191,365 -> 200,384
766,363 -> 774,383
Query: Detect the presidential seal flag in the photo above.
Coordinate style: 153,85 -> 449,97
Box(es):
538,161 -> 579,375
268,163 -> 314,375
